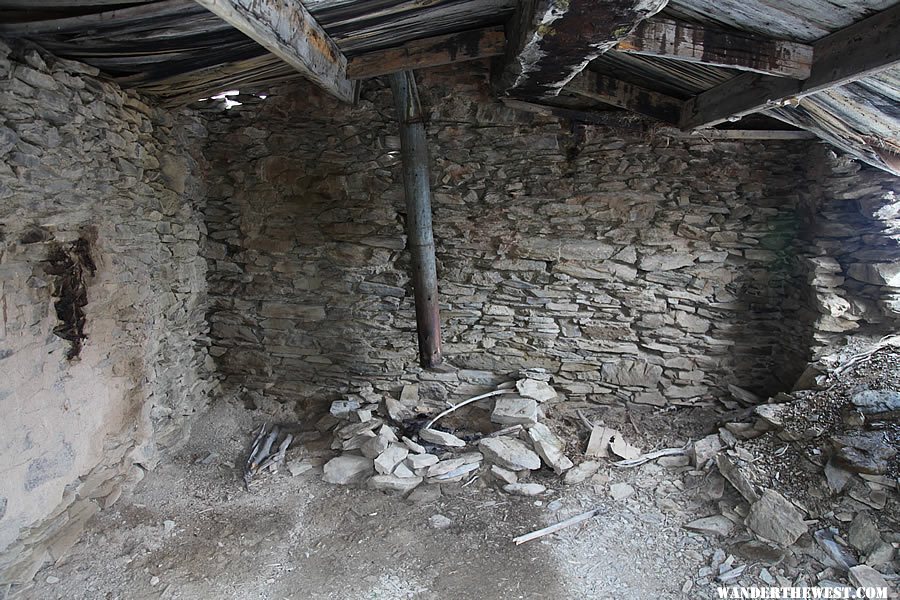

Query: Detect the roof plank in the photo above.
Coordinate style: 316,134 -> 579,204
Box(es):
680,2 -> 900,129
567,70 -> 683,123
617,17 -> 813,78
191,0 -> 354,102
346,26 -> 505,79
494,0 -> 667,99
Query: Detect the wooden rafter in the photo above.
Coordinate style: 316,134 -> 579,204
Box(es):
191,0 -> 354,102
681,3 -> 900,130
567,70 -> 683,123
617,17 -> 813,79
347,27 -> 505,79
494,0 -> 667,99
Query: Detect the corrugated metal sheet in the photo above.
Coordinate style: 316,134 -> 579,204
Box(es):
667,0 -> 896,42
0,0 -> 897,174
589,50 -> 733,98
585,0 -> 900,174
0,0 -> 515,103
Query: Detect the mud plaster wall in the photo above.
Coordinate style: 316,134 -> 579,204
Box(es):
0,42 -> 214,583
203,66 -> 820,413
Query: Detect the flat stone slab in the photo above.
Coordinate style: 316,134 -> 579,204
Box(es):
491,396 -> 539,426
527,423 -> 573,473
407,453 -> 439,470
516,378 -> 557,402
367,475 -> 422,494
418,428 -> 466,448
684,515 -> 734,537
848,565 -> 890,591
564,461 -> 602,485
490,465 -> 518,485
746,489 -> 807,546
503,483 -> 546,496
323,455 -> 374,485
609,482 -> 634,501
374,444 -> 409,475
851,389 -> 900,415
478,437 -> 541,471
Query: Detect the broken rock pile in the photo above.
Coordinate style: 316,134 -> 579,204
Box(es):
317,374 -> 575,497
677,341 -> 899,592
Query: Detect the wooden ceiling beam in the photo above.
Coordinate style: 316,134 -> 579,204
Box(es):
346,27 -> 505,80
494,0 -> 667,99
617,17 -> 813,79
567,70 -> 683,123
680,3 -> 900,130
191,0 -> 354,103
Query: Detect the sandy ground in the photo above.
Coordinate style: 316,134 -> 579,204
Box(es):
15,400 -> 719,600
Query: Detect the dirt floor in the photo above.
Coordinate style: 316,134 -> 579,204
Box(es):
12,342 -> 899,599
15,400 -> 722,600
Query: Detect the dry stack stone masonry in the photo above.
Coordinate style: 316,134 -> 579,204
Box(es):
202,68 -> 816,411
0,41 -> 214,583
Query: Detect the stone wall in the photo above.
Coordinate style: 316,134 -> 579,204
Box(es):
798,146 -> 900,357
0,41 -> 213,583
202,66 -> 815,412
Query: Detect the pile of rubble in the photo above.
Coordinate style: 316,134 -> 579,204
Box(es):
676,339 -> 899,592
313,371 -> 576,497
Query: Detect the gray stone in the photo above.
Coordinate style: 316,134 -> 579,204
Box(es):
850,389 -> 900,415
601,360 -> 662,387
478,437 -> 541,471
385,396 -> 414,422
728,384 -> 762,405
639,253 -> 695,271
330,399 -> 359,418
692,434 -> 723,468
400,384 -> 419,402
745,489 -> 807,546
848,565 -> 890,591
342,432 -> 376,451
848,512 -> 881,555
831,431 -> 897,474
527,423 -> 573,473
407,453 -> 439,470
360,433 -> 391,459
824,459 -> 853,493
323,455 -> 374,485
716,454 -> 760,503
374,444 -> 409,475
287,459 -> 315,476
515,378 -> 557,402
754,404 -> 788,428
847,263 -> 900,287
491,396 -> 539,426
419,428 -> 466,448
0,126 -> 18,156
393,462 -> 416,478
430,462 -> 480,481
684,515 -> 734,537
503,483 -> 546,496
401,436 -> 426,454
367,475 -> 422,494
425,458 -> 470,478
429,514 -> 452,529
658,455 -> 690,468
490,465 -> 518,485
563,461 -> 602,485
609,482 -> 634,500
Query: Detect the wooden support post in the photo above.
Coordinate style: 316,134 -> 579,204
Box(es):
390,71 -> 443,369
